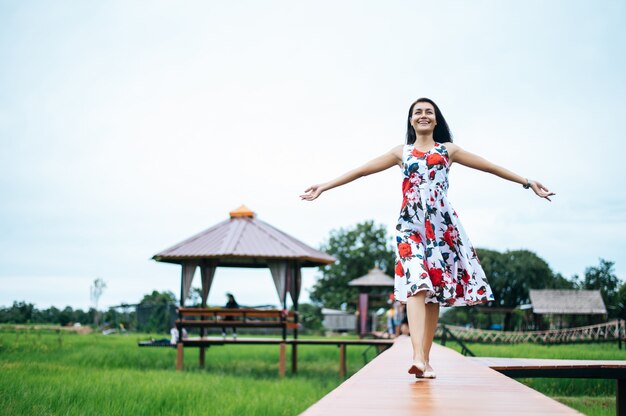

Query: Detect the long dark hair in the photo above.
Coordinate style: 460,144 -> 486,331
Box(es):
405,97 -> 453,144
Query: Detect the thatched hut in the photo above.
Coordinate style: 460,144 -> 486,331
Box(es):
528,289 -> 607,329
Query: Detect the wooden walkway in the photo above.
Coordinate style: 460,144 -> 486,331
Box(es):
301,336 -> 580,415
171,336 -> 394,377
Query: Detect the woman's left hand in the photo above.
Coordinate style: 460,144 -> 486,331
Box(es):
529,180 -> 555,202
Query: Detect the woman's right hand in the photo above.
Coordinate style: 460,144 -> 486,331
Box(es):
300,184 -> 324,201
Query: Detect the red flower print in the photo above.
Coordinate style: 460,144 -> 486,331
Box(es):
409,172 -> 422,185
409,233 -> 422,244
455,283 -> 464,297
428,268 -> 443,286
443,230 -> 455,248
402,177 -> 411,194
425,219 -> 435,240
429,170 -> 435,180
395,261 -> 404,277
426,153 -> 445,166
477,287 -> 486,296
462,270 -> 471,283
398,242 -> 412,258
412,148 -> 426,158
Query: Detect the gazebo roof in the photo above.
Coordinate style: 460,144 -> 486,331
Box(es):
152,205 -> 335,268
529,289 -> 607,315
348,266 -> 394,287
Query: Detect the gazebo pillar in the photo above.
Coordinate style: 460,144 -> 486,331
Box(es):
358,292 -> 369,338
290,263 -> 301,373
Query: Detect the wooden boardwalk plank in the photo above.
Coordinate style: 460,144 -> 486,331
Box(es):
301,336 -> 580,415
471,357 -> 626,370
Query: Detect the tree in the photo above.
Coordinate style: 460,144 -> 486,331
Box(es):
0,301 -> 36,323
310,221 -> 395,310
582,259 -> 621,318
477,249 -> 559,330
137,290 -> 177,333
90,278 -> 107,327
293,303 -> 324,333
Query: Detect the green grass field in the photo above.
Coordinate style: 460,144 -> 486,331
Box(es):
0,327 -> 624,415
0,328 -> 371,415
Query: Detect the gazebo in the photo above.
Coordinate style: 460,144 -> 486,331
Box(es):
348,266 -> 394,337
152,205 -> 335,369
153,205 -> 335,310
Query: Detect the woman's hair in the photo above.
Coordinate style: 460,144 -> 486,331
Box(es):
405,97 -> 453,144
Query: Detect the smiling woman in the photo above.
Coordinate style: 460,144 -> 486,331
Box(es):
300,97 -> 556,383
405,97 -> 453,145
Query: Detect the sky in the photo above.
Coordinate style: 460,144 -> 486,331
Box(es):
1,0 -> 625,311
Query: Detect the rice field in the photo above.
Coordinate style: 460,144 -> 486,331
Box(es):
0,327 -> 369,416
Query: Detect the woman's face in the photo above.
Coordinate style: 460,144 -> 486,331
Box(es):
410,102 -> 437,134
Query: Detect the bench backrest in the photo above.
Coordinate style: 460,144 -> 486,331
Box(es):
178,307 -> 297,321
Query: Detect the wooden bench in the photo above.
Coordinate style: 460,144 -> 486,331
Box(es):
471,357 -> 626,415
176,307 -> 299,369
177,307 -> 298,337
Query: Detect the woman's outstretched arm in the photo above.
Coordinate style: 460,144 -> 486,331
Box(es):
445,142 -> 555,201
300,145 -> 403,201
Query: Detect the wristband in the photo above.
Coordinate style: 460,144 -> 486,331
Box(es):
523,179 -> 531,189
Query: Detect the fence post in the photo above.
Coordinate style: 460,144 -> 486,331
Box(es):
176,342 -> 184,371
339,344 -> 347,378
279,342 -> 286,377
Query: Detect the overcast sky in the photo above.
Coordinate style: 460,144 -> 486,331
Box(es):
1,0 -> 625,311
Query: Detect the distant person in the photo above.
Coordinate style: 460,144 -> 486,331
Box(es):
393,301 -> 404,337
170,326 -> 188,345
222,293 -> 239,340
301,97 -> 555,379
386,306 -> 395,336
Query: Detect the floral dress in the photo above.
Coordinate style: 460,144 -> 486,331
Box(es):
394,142 -> 495,306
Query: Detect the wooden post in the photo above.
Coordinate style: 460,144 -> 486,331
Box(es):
291,343 -> 298,373
618,379 -> 625,416
279,342 -> 286,377
176,342 -> 184,371
358,293 -> 368,338
339,344 -> 346,378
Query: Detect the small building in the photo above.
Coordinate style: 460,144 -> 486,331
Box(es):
321,308 -> 356,333
528,289 -> 607,329
348,267 -> 394,337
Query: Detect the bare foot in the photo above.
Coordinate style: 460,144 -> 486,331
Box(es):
422,363 -> 436,379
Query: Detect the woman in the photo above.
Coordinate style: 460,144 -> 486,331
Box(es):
222,293 -> 239,340
300,97 -> 555,379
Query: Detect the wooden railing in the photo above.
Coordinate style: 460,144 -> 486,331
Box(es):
435,319 -> 625,345
177,307 -> 298,340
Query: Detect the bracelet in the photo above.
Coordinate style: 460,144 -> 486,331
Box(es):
523,179 -> 531,189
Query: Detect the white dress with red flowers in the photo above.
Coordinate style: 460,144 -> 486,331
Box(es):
394,143 -> 495,306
